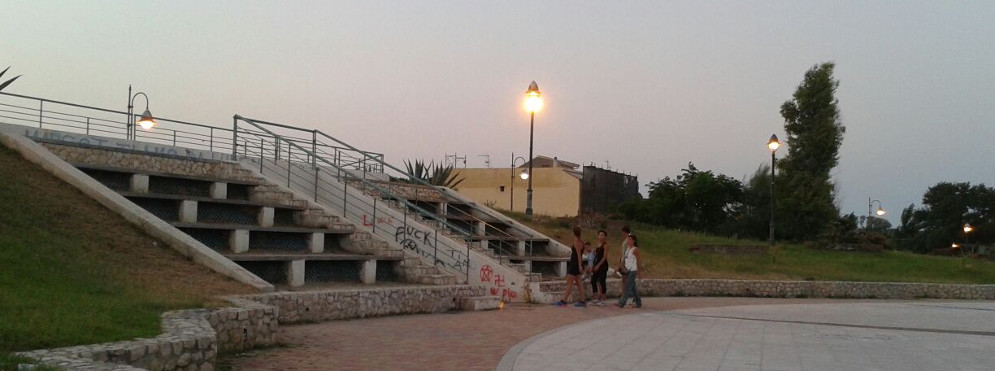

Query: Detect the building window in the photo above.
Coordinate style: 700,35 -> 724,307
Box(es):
499,185 -> 505,192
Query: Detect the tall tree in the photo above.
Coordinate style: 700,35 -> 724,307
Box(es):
775,62 -> 845,241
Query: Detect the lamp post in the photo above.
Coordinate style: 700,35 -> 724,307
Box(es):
963,223 -> 974,255
127,85 -> 157,140
524,81 -> 543,216
510,154 -> 529,211
867,198 -> 886,229
767,133 -> 780,245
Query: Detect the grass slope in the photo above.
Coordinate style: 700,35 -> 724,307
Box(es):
0,145 -> 254,356
508,213 -> 995,284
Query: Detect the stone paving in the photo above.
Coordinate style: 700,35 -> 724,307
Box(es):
226,297 -> 854,370
504,301 -> 995,371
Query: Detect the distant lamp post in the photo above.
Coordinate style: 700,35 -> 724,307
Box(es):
510,154 -> 528,211
867,199 -> 886,229
127,85 -> 157,140
524,81 -> 542,216
767,133 -> 780,245
963,223 -> 974,255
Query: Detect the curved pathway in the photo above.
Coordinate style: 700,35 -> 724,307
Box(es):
501,301 -> 995,371
228,297 -> 863,370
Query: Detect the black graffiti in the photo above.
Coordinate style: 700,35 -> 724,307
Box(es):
394,225 -> 469,272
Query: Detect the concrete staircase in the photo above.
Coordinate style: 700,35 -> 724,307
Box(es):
38,141 -> 454,288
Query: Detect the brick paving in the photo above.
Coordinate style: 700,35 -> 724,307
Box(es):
226,297 -> 854,370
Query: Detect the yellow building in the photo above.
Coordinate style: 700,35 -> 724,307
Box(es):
453,156 -> 583,217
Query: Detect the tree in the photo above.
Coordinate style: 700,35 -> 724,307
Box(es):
0,66 -> 20,92
619,162 -> 743,234
775,62 -> 845,241
896,182 -> 995,253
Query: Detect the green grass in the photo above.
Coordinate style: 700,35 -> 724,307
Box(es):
507,212 -> 995,284
0,145 -> 253,359
0,354 -> 58,371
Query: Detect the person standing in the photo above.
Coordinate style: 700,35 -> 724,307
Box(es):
590,230 -> 610,306
616,226 -> 633,297
555,226 -> 587,307
617,234 -> 642,308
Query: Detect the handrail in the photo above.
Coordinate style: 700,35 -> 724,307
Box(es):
0,92 -> 235,156
235,117 -> 543,250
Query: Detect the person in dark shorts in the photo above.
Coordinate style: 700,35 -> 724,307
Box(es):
590,229 -> 609,306
555,226 -> 587,307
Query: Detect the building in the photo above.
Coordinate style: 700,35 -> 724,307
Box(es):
452,155 -> 640,217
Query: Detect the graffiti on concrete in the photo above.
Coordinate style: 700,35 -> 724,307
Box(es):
23,128 -> 222,160
394,225 -> 468,272
479,264 -> 518,302
362,214 -> 395,227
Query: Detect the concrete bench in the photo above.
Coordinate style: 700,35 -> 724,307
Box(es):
223,252 -> 402,286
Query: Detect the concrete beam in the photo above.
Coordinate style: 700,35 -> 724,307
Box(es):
257,207 -> 274,227
179,200 -> 198,223
230,230 -> 250,253
307,233 -> 325,253
130,174 -> 149,193
287,259 -> 305,287
517,240 -> 527,256
359,259 -> 377,284
210,182 -> 227,199
554,261 -> 567,278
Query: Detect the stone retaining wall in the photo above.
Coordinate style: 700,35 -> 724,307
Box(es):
241,285 -> 487,324
17,299 -> 279,371
529,279 -> 995,304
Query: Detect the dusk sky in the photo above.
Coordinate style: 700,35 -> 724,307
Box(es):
3,1 -> 994,224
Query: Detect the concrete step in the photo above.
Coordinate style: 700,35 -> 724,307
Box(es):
526,273 -> 544,282
398,265 -> 438,277
459,296 -> 501,311
374,249 -> 405,259
399,257 -> 423,267
294,208 -> 340,227
419,274 -> 457,285
508,263 -> 529,274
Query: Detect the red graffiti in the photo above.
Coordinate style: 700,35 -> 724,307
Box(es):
479,265 -> 493,282
493,274 -> 505,288
362,215 -> 395,227
501,288 -> 518,301
490,287 -> 499,295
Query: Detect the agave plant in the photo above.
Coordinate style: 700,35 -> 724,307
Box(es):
403,159 -> 465,189
0,66 -> 20,92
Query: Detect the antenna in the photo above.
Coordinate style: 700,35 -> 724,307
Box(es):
478,154 -> 491,168
444,153 -> 468,168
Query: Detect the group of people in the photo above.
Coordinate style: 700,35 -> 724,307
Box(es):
554,225 -> 642,308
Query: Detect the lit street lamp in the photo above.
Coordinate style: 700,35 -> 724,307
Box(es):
127,85 -> 157,140
867,198 -> 886,229
963,223 -> 974,255
767,133 -> 780,245
510,154 -> 528,211
524,81 -> 542,216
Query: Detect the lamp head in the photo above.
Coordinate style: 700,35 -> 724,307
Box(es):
525,81 -> 542,113
964,223 -> 973,233
876,207 -> 886,216
137,109 -> 156,130
952,243 -> 960,249
520,170 -> 529,180
767,134 -> 780,152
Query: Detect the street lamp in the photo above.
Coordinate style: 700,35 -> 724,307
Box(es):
767,133 -> 780,245
510,154 -> 528,211
127,85 -> 157,140
867,198 -> 886,229
524,81 -> 542,216
963,223 -> 974,255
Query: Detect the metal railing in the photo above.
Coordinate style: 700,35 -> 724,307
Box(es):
0,92 -> 234,157
232,116 -> 546,261
234,115 -> 480,280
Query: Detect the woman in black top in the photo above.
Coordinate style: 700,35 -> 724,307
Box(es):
590,230 -> 609,306
555,226 -> 587,307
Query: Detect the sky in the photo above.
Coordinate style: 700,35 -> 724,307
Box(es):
2,1 -> 995,224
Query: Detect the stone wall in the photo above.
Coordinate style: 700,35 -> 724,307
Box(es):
17,299 -> 279,371
241,285 -> 486,324
529,279 -> 995,304
40,143 -> 250,181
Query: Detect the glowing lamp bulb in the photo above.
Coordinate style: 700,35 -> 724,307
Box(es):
524,81 -> 542,113
520,171 -> 529,180
137,109 -> 156,130
876,207 -> 886,216
767,134 -> 780,152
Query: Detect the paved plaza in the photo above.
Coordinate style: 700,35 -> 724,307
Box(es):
228,298 -> 995,370
502,301 -> 995,371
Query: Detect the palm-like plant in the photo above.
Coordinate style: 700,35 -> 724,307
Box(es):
0,66 -> 20,92
403,159 -> 465,189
